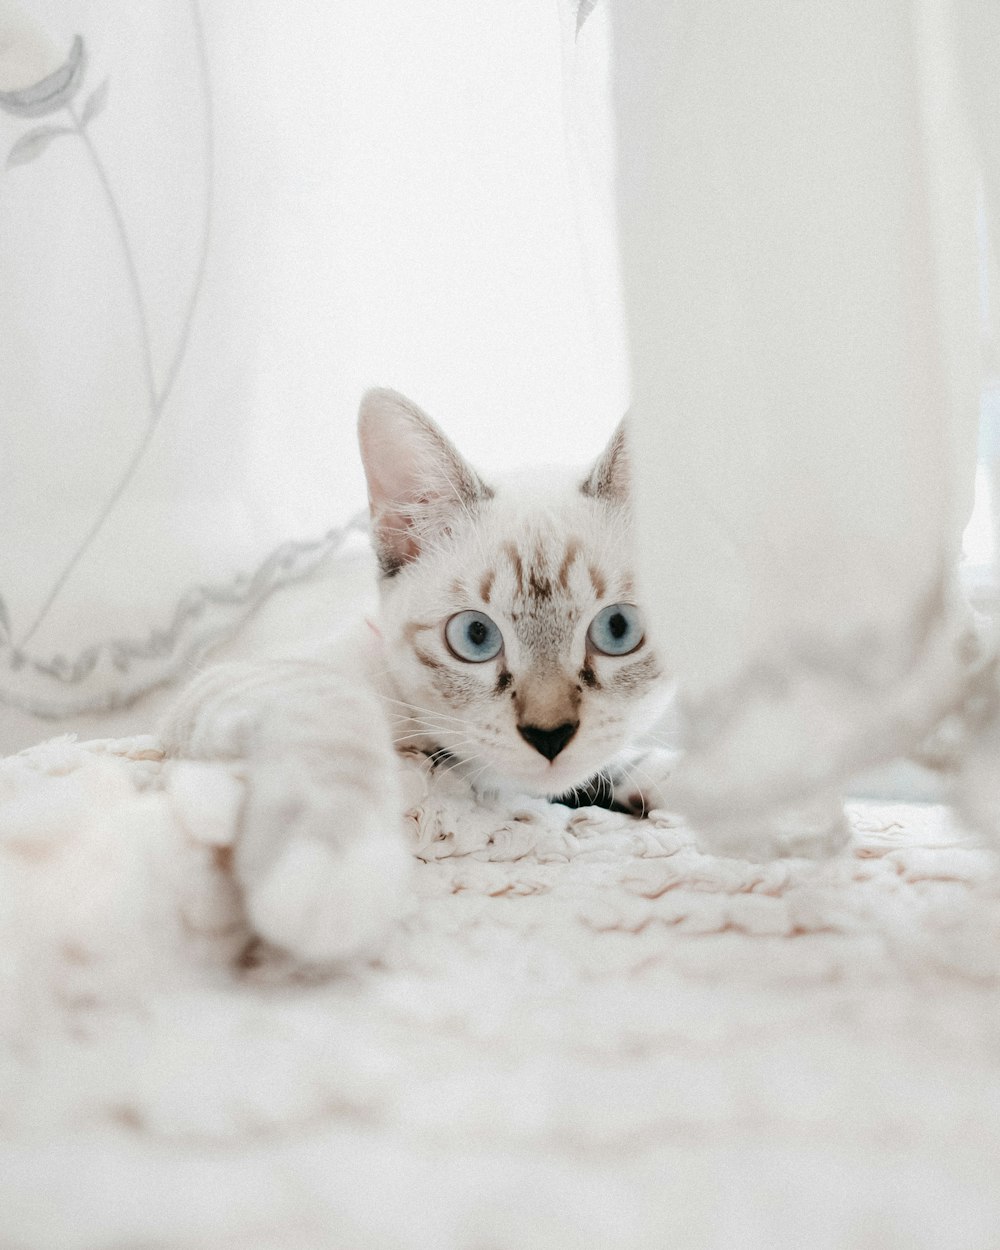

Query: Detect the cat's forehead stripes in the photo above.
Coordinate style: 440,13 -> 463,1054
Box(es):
495,536 -> 621,612
557,541 -> 581,590
400,525 -> 644,698
503,543 -> 525,598
482,536 -> 594,661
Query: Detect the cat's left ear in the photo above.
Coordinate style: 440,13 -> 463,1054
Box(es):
358,388 -> 493,576
581,417 -> 630,504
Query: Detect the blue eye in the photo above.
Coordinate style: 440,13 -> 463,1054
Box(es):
445,610 -> 504,662
587,603 -> 644,656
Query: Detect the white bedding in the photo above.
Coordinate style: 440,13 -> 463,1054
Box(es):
2,734 -> 999,1249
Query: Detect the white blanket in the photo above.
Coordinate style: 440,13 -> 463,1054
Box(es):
2,735 -> 999,1249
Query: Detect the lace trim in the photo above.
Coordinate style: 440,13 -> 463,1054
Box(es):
0,517 -> 367,720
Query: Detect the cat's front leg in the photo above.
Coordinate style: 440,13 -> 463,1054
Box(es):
604,746 -> 682,816
162,661 -> 412,964
238,720 -> 412,964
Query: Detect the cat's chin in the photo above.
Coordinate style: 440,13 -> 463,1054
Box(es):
482,754 -> 618,801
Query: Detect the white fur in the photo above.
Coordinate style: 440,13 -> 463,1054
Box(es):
374,464 -> 670,796
161,391 -> 675,964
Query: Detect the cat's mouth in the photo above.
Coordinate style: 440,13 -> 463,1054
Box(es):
418,726 -> 625,800
502,748 -> 619,799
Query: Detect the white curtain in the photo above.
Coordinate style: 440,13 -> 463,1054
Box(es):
610,0 -> 1000,845
0,0 -> 625,753
8,0 -> 997,842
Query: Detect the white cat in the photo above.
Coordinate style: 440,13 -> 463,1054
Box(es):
162,390 -> 676,962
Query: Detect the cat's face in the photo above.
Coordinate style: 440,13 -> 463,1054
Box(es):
359,389 -> 670,798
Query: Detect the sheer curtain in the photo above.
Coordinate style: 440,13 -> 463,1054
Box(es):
7,0 -> 997,840
610,0 -> 1000,847
0,0 -> 624,752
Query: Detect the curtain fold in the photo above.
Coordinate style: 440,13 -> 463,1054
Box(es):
9,0 -> 998,833
611,0 -> 1000,847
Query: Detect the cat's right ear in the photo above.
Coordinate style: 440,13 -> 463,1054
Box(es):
358,388 -> 493,576
581,417 -> 630,505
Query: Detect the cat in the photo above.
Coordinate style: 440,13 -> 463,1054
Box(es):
161,389 -> 677,963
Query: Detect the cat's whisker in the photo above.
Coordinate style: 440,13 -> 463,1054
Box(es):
461,759 -> 493,785
436,748 -> 487,778
384,707 -> 465,726
391,730 -> 469,746
387,716 -> 467,732
386,716 -> 471,736
378,693 -> 466,716
387,716 -> 473,739
449,761 -> 494,791
618,753 -> 673,819
378,700 -> 473,728
616,762 -> 650,818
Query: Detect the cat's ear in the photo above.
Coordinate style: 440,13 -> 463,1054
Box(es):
358,388 -> 493,576
581,417 -> 630,504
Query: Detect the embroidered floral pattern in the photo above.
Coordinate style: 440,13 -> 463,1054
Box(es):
0,3 -> 265,719
0,30 -> 84,118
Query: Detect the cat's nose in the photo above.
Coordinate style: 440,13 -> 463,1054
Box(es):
518,721 -> 578,761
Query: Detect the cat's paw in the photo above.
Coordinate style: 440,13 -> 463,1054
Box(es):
236,753 -> 412,964
160,662 -> 270,760
244,829 -> 411,963
609,747 -> 682,816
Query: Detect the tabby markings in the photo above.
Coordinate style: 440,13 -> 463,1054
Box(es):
557,541 -> 580,590
504,543 -> 525,597
579,664 -> 600,690
607,651 -> 660,693
404,619 -> 443,672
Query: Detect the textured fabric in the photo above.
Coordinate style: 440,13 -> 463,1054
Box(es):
2,733 -> 999,1249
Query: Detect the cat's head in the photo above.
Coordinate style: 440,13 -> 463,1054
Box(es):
358,388 -> 669,798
